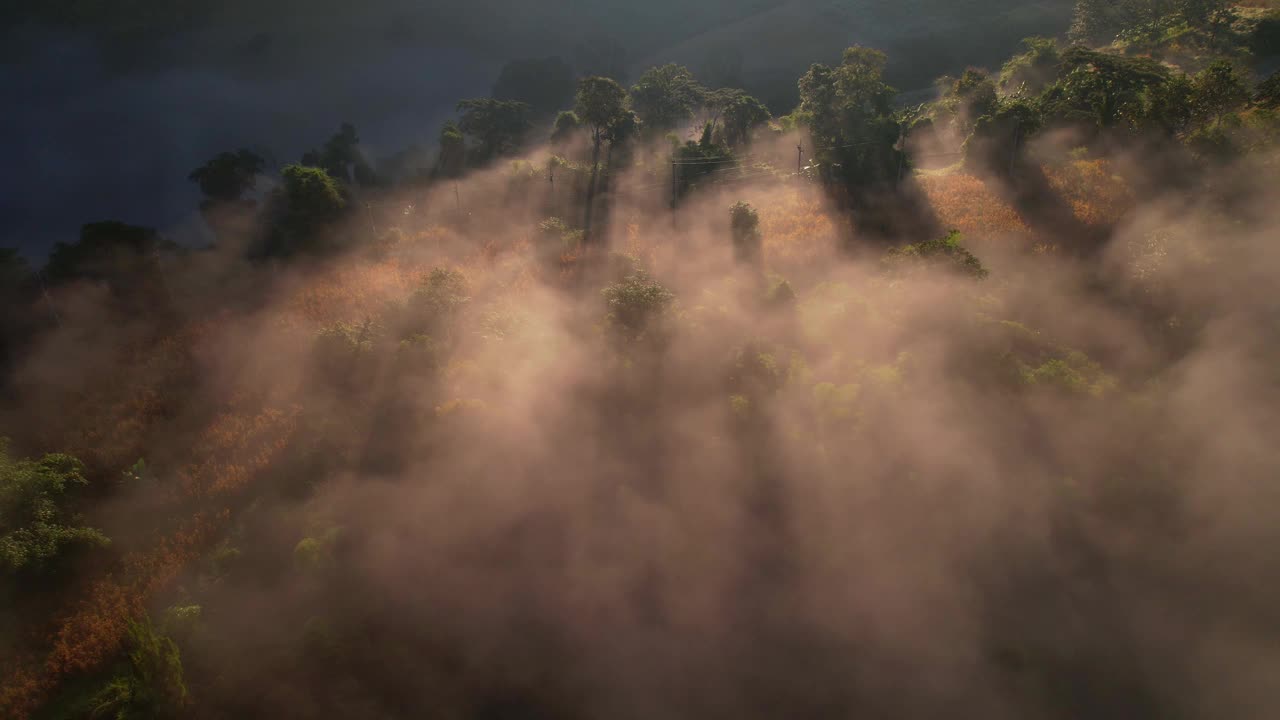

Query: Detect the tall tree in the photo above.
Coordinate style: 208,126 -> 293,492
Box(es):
1191,60 -> 1249,124
630,64 -> 704,135
574,77 -> 630,243
798,46 -> 902,188
455,99 -> 533,164
301,123 -> 378,187
434,121 -> 466,179
188,149 -> 264,203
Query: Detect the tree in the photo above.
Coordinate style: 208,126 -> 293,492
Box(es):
434,121 -> 466,179
1040,47 -> 1173,133
264,165 -> 347,256
1191,60 -> 1249,124
90,616 -> 188,719
43,222 -> 173,299
456,98 -> 533,163
1070,0 -> 1131,45
574,77 -> 630,242
0,441 -> 107,575
940,68 -> 999,136
550,110 -> 581,146
729,201 -> 762,262
1257,72 -> 1280,110
187,149 -> 264,203
798,47 -> 902,188
630,64 -> 704,134
301,123 -> 377,187
491,56 -> 575,118
719,91 -> 772,147
1000,37 -> 1061,94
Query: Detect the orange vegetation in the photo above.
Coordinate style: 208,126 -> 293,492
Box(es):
918,173 -> 1033,243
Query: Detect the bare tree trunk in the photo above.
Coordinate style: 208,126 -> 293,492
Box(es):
584,131 -> 602,244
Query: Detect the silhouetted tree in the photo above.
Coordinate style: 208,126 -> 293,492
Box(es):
574,77 -> 630,242
435,121 -> 466,179
456,98 -> 533,163
798,47 -> 902,189
491,56 -> 575,118
188,149 -> 264,203
630,64 -> 704,135
301,123 -> 378,187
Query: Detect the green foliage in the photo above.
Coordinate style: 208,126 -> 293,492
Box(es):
435,121 -> 466,179
1257,73 -> 1280,111
44,222 -> 171,288
550,111 -> 581,145
729,342 -> 785,397
729,201 -> 762,262
602,273 -> 676,342
939,69 -> 999,135
456,99 -> 533,163
1000,37 -> 1061,94
491,56 -> 575,117
301,123 -> 377,187
707,89 -> 772,147
883,230 -> 989,279
963,98 -> 1043,174
0,441 -> 107,574
575,77 -> 632,143
407,269 -> 471,341
797,47 -> 903,188
1191,60 -> 1250,124
630,64 -> 704,134
89,617 -> 188,719
187,149 -> 264,203
269,164 -> 346,255
1022,351 -> 1116,397
1040,47 -> 1175,134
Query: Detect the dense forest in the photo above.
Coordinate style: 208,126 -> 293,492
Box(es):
4,1 -> 1280,717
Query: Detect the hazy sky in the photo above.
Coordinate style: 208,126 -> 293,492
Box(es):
1,1 -> 1070,260
1,25 -> 495,259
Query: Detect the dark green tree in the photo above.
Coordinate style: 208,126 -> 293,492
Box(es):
574,77 -> 631,242
0,441 -> 107,575
491,56 -> 575,118
1040,47 -> 1173,133
302,123 -> 377,187
551,110 -> 581,146
719,91 -> 772,147
729,201 -> 762,262
263,165 -> 347,256
187,149 -> 264,203
630,64 -> 704,134
456,98 -> 533,163
434,121 -> 466,179
1256,72 -> 1280,110
1190,60 -> 1249,125
90,616 -> 188,719
43,222 -> 174,315
798,47 -> 902,189
1000,37 -> 1062,94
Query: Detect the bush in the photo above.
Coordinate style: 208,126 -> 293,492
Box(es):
729,201 -> 762,262
0,441 -> 107,574
602,273 -> 676,342
882,230 -> 989,279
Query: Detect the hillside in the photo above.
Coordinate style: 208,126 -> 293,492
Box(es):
3,1 -> 1280,718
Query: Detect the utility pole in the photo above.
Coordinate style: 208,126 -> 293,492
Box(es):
363,202 -> 380,237
549,161 -> 556,216
797,143 -> 804,174
453,182 -> 461,213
